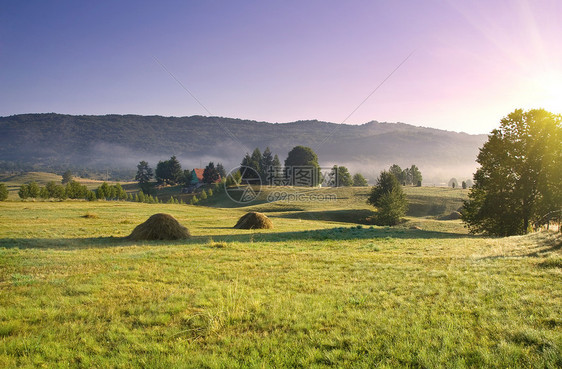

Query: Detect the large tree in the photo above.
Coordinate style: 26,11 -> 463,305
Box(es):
284,146 -> 320,186
367,171 -> 408,225
462,109 -> 562,236
203,162 -> 220,184
155,156 -> 182,185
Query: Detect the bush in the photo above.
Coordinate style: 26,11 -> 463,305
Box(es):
0,183 -> 8,201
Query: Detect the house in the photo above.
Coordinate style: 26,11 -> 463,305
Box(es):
181,168 -> 221,193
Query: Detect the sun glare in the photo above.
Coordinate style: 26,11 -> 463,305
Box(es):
526,70 -> 562,114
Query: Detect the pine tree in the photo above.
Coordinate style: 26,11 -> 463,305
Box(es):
135,161 -> 153,193
367,171 -> 408,225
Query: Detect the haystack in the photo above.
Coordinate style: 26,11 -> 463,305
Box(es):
234,212 -> 273,229
127,213 -> 190,241
447,211 -> 462,220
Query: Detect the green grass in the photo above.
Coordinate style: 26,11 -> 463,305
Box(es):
0,191 -> 561,368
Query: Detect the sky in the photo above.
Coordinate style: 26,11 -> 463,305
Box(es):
1,0 -> 561,134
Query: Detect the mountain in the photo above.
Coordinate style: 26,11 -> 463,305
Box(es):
0,113 -> 487,183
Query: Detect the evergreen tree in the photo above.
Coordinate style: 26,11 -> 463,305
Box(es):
367,171 -> 408,225
135,161 -> 153,193
168,156 -> 183,185
260,147 -> 274,182
389,164 -> 404,184
352,173 -> 368,187
216,163 -> 226,179
200,190 -> 208,200
448,178 -> 458,188
115,183 -> 127,200
203,162 -> 220,184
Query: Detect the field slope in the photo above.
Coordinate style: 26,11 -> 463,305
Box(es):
0,198 -> 560,368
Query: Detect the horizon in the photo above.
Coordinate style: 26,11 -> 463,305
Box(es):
1,1 -> 561,135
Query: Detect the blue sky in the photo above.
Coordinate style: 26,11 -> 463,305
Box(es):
1,0 -> 561,133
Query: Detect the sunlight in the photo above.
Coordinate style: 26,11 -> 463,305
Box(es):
525,69 -> 562,113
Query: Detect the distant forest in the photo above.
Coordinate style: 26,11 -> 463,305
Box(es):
0,113 -> 487,183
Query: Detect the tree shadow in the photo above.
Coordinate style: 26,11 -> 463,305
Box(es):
0,226 -> 478,250
274,209 -> 377,225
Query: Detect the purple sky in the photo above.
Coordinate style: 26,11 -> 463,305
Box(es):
1,0 -> 561,134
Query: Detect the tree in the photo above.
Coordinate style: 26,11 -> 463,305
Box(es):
409,165 -> 422,186
330,165 -> 353,187
18,184 -> 29,199
155,156 -> 182,185
45,181 -> 58,198
367,171 -> 408,226
389,164 -> 404,184
168,156 -> 183,185
62,170 -> 73,184
465,179 -> 474,188
0,183 -> 9,201
216,163 -> 226,179
284,146 -> 320,186
462,109 -> 562,236
462,181 -> 467,189
114,183 -> 127,200
96,182 -> 110,200
65,180 -> 88,199
352,173 -> 368,187
203,162 -> 220,184
52,184 -> 67,200
135,161 -> 153,193
448,178 -> 458,188
260,147 -> 274,182
28,181 -> 40,198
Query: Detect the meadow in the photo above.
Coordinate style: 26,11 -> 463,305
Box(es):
0,185 -> 561,368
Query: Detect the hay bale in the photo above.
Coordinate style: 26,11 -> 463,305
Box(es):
446,211 -> 462,220
234,212 -> 273,229
127,213 -> 190,241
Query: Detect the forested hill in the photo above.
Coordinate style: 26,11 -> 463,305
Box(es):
0,113 -> 487,183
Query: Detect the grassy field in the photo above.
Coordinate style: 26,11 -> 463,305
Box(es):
0,187 -> 561,367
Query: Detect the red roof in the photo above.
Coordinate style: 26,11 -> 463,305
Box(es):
193,168 -> 205,182
192,168 -> 221,183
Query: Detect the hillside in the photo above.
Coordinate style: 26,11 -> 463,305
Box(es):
0,113 -> 487,183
